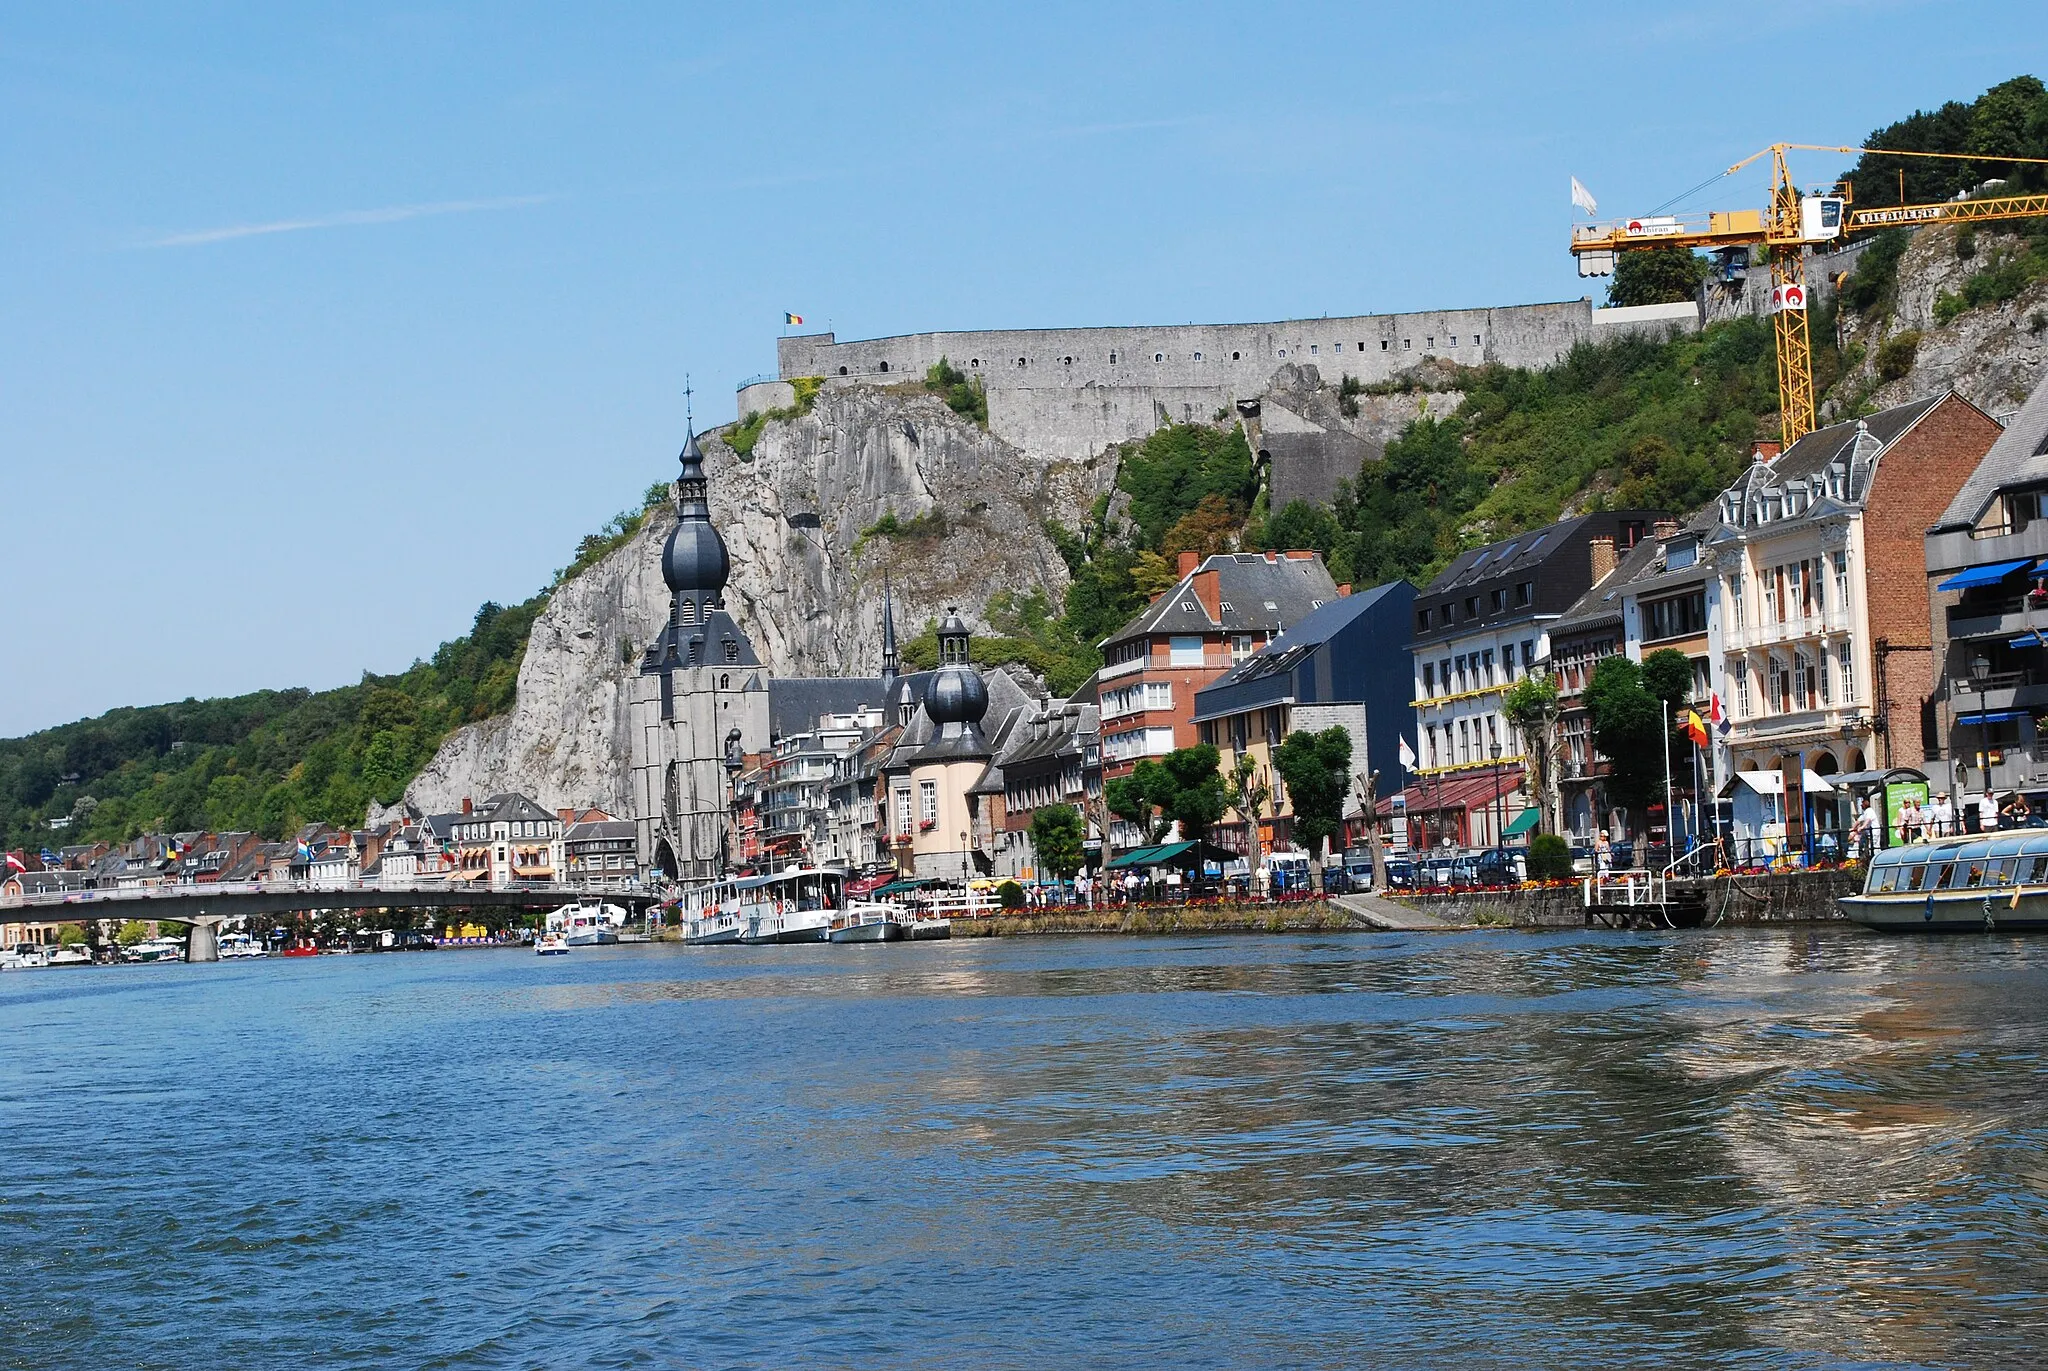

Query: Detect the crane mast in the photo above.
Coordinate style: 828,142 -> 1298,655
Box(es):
1570,143 -> 2048,448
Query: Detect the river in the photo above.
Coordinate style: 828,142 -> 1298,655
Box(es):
3,929 -> 2045,1368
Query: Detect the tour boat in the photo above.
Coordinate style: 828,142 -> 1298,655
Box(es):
828,902 -> 905,943
130,937 -> 186,963
218,933 -> 268,959
534,930 -> 570,956
550,901 -> 624,947
676,868 -> 844,945
1842,832 -> 2048,931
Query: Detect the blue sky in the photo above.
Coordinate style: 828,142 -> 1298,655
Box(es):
1,1 -> 2033,735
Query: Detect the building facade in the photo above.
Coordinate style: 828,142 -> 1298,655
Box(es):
450,794 -> 563,888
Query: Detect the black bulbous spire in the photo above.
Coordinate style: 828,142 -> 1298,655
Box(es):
662,425 -> 730,599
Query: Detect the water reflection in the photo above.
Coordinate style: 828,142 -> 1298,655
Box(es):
4,930 -> 2046,1367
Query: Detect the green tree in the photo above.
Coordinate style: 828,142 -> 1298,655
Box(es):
115,920 -> 151,946
55,923 -> 87,947
996,879 -> 1025,909
1272,726 -> 1352,878
1527,833 -> 1573,881
1116,423 -> 1257,549
1106,745 -> 1228,845
1226,753 -> 1269,869
1607,246 -> 1709,307
1502,672 -> 1562,835
1584,650 -> 1691,831
1029,804 -> 1086,881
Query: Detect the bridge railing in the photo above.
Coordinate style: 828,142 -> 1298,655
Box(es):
2,880 -> 645,911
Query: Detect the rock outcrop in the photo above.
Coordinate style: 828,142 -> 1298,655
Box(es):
380,386 -> 1117,819
1830,225 -> 2048,420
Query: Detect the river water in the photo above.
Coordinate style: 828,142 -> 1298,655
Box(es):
3,929 -> 2046,1368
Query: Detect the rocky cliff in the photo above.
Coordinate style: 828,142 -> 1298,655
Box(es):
380,386 -> 1117,818
1831,225 -> 2048,420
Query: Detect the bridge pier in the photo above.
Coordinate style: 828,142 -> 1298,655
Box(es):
186,921 -> 219,963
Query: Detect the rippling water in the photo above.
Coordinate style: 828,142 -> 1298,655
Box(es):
5,930 -> 2048,1368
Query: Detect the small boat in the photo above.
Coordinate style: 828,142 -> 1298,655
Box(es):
552,902 -> 623,947
904,915 -> 952,941
1843,832 -> 2048,931
535,931 -> 570,956
46,946 -> 93,966
1,946 -> 51,971
828,903 -> 905,943
278,944 -> 320,958
218,932 -> 269,959
129,937 -> 186,963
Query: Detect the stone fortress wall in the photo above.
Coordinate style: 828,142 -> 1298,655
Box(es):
751,297 -> 1702,463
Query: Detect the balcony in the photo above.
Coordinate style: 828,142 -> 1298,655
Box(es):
1954,672 -> 2048,715
1928,520 -> 2048,577
1722,606 -> 1852,651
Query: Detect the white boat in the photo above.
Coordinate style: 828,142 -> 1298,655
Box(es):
904,914 -> 953,941
1,946 -> 50,971
534,930 -> 570,956
676,868 -> 843,945
218,932 -> 269,959
550,901 -> 624,946
1842,832 -> 2048,931
129,936 -> 186,963
47,946 -> 93,966
828,902 -> 906,943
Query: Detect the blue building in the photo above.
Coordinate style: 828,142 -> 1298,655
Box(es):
1192,580 -> 1417,858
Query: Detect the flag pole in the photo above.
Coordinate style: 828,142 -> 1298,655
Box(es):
1663,699 -> 1674,871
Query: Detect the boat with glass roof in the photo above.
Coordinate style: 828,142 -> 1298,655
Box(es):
1841,832 -> 2048,931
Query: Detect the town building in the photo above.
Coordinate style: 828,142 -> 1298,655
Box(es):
1923,372 -> 2048,798
1097,550 -> 1341,790
562,810 -> 638,891
993,698 -> 1101,880
1193,580 -> 1417,858
1705,392 -> 2001,829
450,794 -> 563,888
1407,511 -> 1662,846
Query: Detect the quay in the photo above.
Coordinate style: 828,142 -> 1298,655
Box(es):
1,882 -> 656,962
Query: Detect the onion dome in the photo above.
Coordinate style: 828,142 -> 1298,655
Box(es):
925,608 -> 988,727
661,427 -> 730,598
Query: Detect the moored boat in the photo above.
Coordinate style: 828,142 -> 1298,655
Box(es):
1840,832 -> 2048,932
678,868 -> 844,945
535,930 -> 570,956
828,903 -> 905,943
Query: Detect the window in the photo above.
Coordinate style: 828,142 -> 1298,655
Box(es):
1812,559 -> 1826,614
1644,591 -> 1707,641
1423,663 -> 1436,696
919,781 -> 937,822
1426,336 -> 1434,349
1734,659 -> 1750,715
1145,726 -> 1176,756
1818,647 -> 1831,704
1458,719 -> 1471,763
1838,642 -> 1855,703
1449,335 -> 1458,347
1233,634 -> 1255,663
1193,351 -> 1203,361
1764,572 -> 1779,624
1154,352 -> 1164,363
1144,681 -> 1172,710
1522,640 -> 1536,673
1490,588 -> 1505,613
1729,574 -> 1746,628
1231,350 -> 1242,361
724,640 -> 740,663
1426,724 -> 1439,767
1481,649 -> 1495,685
1310,345 -> 1318,354
1380,340 -> 1390,351
1515,581 -> 1533,607
1108,351 -> 1117,363
1793,653 -> 1810,709
1403,339 -> 1412,350
1833,551 -> 1849,609
1464,596 -> 1479,619
1454,656 -> 1468,690
1169,636 -> 1203,667
1774,658 -> 1793,713
1417,608 -> 1431,633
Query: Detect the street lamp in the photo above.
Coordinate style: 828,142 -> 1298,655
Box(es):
1972,652 -> 1992,821
723,727 -> 744,875
960,829 -> 971,887
1489,739 -> 1505,875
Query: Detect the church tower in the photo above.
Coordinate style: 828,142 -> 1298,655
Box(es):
628,426 -> 769,882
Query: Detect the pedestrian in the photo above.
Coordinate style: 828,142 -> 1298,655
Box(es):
1930,791 -> 1955,838
1594,829 -> 1612,875
1899,795 -> 1921,844
1849,795 -> 1880,861
2004,792 -> 2034,829
1979,791 -> 2001,834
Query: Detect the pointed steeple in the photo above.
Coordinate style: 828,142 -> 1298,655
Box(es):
880,570 -> 900,686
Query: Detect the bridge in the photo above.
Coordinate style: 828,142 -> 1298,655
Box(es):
1,882 -> 659,961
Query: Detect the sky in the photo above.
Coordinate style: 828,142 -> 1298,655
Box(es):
2,1 -> 2038,736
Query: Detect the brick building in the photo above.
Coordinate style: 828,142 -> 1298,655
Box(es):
1095,550 -> 1340,794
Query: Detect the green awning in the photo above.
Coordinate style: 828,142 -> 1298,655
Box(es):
1502,808 -> 1541,837
1105,840 -> 1238,870
873,877 -> 935,896
1105,844 -> 1166,869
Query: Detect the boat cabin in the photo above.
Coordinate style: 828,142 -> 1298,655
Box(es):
1861,832 -> 2048,895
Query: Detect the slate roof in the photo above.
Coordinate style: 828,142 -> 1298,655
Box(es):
769,677 -> 887,739
473,793 -> 556,826
1100,552 -> 1340,650
564,819 -> 636,843
1705,393 -> 1963,541
1551,535 -> 1663,637
1934,371 -> 2048,532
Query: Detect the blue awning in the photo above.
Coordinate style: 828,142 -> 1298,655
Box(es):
2011,634 -> 2043,649
1938,558 -> 2036,590
1962,709 -> 2029,724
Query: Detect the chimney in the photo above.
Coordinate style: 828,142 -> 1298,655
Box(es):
1337,583 -> 1352,597
1589,535 -> 1617,584
1177,550 -> 1201,578
1192,567 -> 1222,621
1753,440 -> 1782,464
1651,519 -> 1680,541
461,797 -> 473,814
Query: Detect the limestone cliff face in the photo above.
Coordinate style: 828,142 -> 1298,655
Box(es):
1830,225 -> 2047,420
380,387 -> 1116,818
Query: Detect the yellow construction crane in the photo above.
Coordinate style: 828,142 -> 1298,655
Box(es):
1570,143 -> 2048,448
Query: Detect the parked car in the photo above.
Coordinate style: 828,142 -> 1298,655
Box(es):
1473,849 -> 1527,887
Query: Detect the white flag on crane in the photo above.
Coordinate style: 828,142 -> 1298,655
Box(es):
1570,176 -> 1598,216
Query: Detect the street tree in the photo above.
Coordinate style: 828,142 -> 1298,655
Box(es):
1029,804 -> 1086,883
1502,672 -> 1562,834
1584,648 -> 1695,834
1227,753 -> 1269,869
1272,726 -> 1352,882
1105,745 -> 1229,846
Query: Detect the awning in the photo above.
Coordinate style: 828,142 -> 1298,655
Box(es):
873,877 -> 933,897
1502,808 -> 1541,837
1962,709 -> 2028,724
2011,634 -> 2043,649
1105,840 -> 1238,870
1937,558 -> 2035,591
1722,768 -> 1836,797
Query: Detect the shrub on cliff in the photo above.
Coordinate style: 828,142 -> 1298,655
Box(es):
925,357 -> 987,425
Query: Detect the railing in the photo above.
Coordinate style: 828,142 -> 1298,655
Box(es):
2,879 -> 629,911
1582,869 -> 1664,907
736,373 -> 781,390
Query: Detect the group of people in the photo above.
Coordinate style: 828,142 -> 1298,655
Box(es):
1849,789 -> 2037,853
